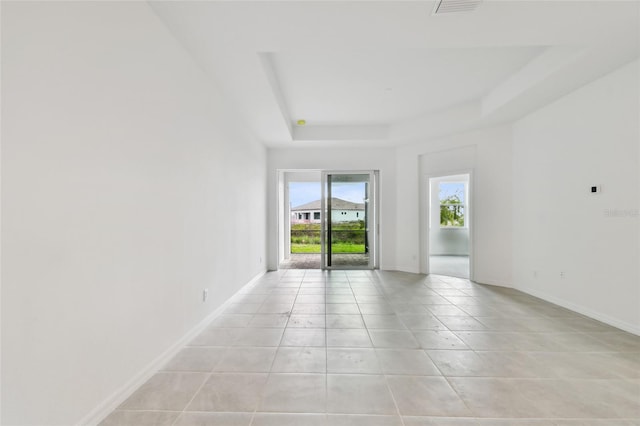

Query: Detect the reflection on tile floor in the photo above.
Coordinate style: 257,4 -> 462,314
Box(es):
429,255 -> 470,279
101,270 -> 640,426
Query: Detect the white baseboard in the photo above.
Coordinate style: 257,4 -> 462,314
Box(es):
392,264 -> 421,274
77,270 -> 267,426
517,285 -> 640,336
473,277 -> 512,288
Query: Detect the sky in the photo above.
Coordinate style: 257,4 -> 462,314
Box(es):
289,182 -> 366,208
439,182 -> 465,203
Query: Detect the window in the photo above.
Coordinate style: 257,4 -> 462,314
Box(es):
314,212 -> 320,220
439,182 -> 465,227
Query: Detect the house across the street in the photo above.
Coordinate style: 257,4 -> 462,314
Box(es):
291,198 -> 365,224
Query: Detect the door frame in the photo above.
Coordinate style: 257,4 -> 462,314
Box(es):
420,169 -> 474,280
276,169 -> 379,270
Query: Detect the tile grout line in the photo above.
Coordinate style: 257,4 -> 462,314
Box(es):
323,270 -> 329,419
170,371 -> 212,426
166,280 -> 279,426
252,270 -> 304,425
355,274 -> 407,425
315,268 -> 332,422
375,275 -> 407,425
108,269 -> 640,425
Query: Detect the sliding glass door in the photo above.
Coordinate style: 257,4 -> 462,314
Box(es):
321,171 -> 378,269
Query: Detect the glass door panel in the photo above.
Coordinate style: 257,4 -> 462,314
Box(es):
321,171 -> 377,269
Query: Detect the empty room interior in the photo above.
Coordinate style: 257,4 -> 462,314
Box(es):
2,1 -> 640,425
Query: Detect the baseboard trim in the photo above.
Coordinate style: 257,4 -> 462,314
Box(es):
517,285 -> 640,336
77,270 -> 267,426
473,277 -> 511,288
393,264 -> 421,274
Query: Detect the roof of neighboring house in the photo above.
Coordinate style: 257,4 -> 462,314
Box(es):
292,198 -> 365,211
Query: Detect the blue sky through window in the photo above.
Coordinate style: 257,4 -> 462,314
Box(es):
289,182 -> 366,208
439,182 -> 465,203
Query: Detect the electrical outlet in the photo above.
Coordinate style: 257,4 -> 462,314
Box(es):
560,271 -> 565,279
202,288 -> 209,302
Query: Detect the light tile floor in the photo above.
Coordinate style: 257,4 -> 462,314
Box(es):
280,253 -> 369,269
429,255 -> 470,279
101,270 -> 640,426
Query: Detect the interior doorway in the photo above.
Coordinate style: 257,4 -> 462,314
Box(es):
278,170 -> 379,270
427,173 -> 471,279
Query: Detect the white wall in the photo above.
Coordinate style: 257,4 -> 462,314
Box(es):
1,2 -> 267,425
267,148 -> 396,270
429,174 -> 470,256
395,126 -> 514,286
331,210 -> 363,222
512,59 -> 640,334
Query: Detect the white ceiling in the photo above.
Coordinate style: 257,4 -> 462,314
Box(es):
149,1 -> 640,147
270,47 -> 545,125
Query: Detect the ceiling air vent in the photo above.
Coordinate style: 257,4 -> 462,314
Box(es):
432,0 -> 483,15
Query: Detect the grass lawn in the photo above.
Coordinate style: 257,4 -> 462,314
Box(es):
291,243 -> 365,254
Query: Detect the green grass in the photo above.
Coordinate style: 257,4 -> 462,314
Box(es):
291,243 -> 365,254
291,244 -> 321,253
290,221 -> 366,254
291,222 -> 364,231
